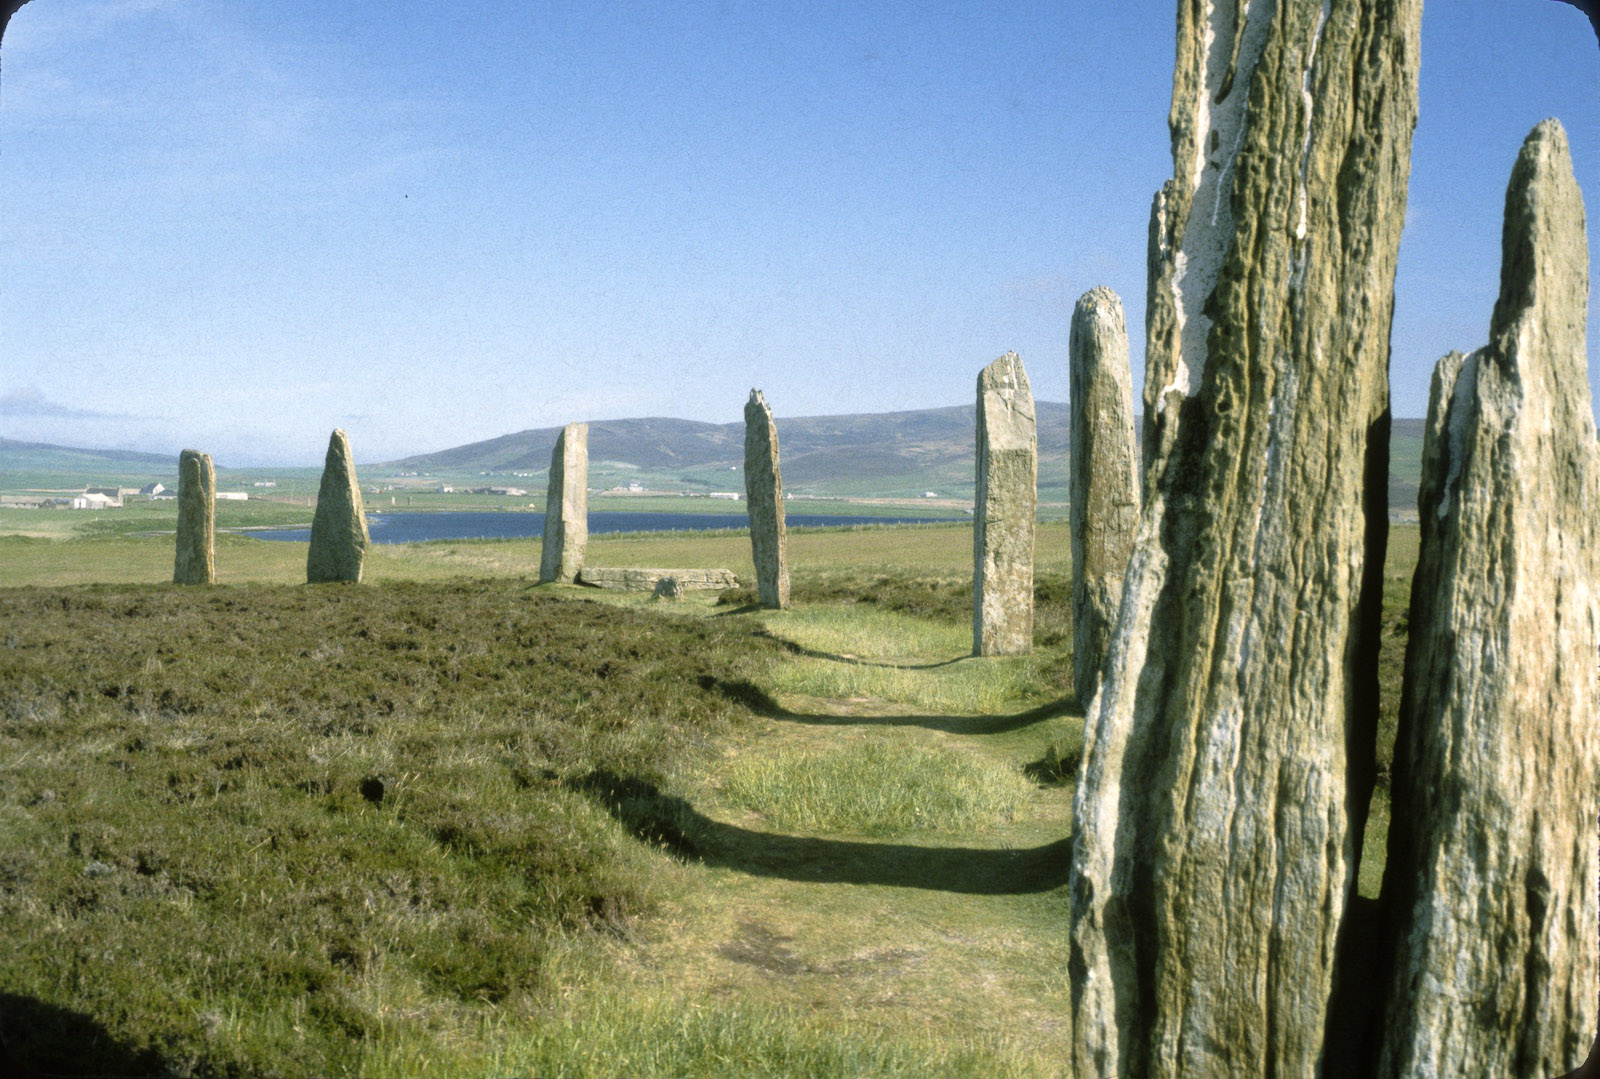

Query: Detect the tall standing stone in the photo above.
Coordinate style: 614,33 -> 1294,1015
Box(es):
1068,287 -> 1139,707
972,352 -> 1035,657
539,422 -> 588,584
306,429 -> 369,584
743,389 -> 790,609
173,449 -> 215,585
1373,119 -> 1599,1079
1067,3 -> 1420,1077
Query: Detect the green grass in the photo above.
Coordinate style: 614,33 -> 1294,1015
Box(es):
353,987 -> 1056,1078
0,517 -> 1423,1077
717,738 -> 1032,837
0,582 -> 780,1076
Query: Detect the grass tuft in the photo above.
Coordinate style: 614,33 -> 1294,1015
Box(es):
717,739 -> 1032,837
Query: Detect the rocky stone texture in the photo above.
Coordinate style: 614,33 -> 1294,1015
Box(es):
577,567 -> 740,592
1067,3 -> 1421,1077
539,423 -> 589,584
1069,287 -> 1139,707
743,389 -> 790,609
172,449 -> 215,585
972,352 -> 1035,656
306,429 -> 369,584
652,577 -> 684,600
1373,119 -> 1599,1079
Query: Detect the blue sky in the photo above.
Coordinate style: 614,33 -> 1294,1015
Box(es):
1,0 -> 1596,465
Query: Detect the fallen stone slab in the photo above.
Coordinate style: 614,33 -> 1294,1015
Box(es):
577,567 -> 740,592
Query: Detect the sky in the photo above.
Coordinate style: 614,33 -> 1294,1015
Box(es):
1,0 -> 1596,466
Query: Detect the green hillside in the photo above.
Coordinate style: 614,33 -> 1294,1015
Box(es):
0,410 -> 1427,511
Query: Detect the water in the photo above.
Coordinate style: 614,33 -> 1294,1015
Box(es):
250,509 -> 963,545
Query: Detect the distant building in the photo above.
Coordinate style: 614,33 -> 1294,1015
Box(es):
138,482 -> 167,497
215,492 -> 248,501
922,492 -> 939,499
84,486 -> 130,507
708,492 -> 740,501
252,481 -> 278,488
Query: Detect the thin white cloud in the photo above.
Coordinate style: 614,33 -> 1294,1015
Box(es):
0,386 -> 130,419
4,0 -> 185,50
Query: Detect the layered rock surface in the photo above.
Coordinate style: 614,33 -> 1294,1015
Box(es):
1068,287 -> 1139,707
539,423 -> 588,584
306,430 -> 369,584
173,449 -> 215,585
1374,119 -> 1599,1079
577,567 -> 739,592
743,389 -> 789,609
1067,2 -> 1421,1076
972,352 -> 1035,657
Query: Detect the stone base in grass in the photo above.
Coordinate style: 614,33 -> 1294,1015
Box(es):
577,567 -> 740,592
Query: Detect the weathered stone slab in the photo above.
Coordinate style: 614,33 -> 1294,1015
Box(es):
1068,287 -> 1139,707
173,449 -> 215,585
743,389 -> 790,609
652,576 -> 683,600
306,429 -> 369,584
578,567 -> 739,592
539,422 -> 588,584
972,351 -> 1035,657
1373,119 -> 1599,1079
1067,3 -> 1421,1076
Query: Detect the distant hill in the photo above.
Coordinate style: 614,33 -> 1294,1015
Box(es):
386,405 -> 1426,509
387,403 -> 1073,492
0,412 -> 1426,509
0,438 -> 175,474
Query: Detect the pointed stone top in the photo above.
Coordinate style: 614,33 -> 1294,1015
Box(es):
748,388 -> 767,408
979,351 -> 1030,397
1491,117 -> 1586,344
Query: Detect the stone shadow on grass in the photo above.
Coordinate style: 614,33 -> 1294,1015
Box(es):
574,770 -> 1072,895
751,629 -> 969,671
0,993 -> 164,1077
703,675 -> 1074,736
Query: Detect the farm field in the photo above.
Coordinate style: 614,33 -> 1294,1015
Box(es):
0,522 -> 1418,1076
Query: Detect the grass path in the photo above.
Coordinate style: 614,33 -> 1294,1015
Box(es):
581,594 -> 1082,1076
0,522 -> 1412,1075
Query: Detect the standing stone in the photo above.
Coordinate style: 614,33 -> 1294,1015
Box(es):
972,352 -> 1035,656
172,449 -> 215,585
1067,3 -> 1421,1077
306,429 -> 369,584
743,389 -> 790,609
1373,119 -> 1599,1079
1069,287 -> 1139,707
539,422 -> 588,584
